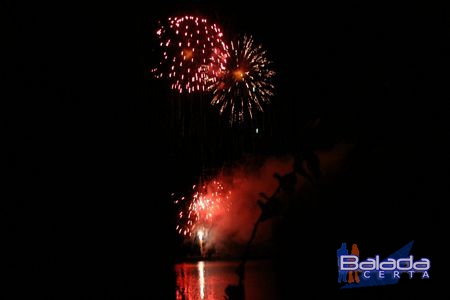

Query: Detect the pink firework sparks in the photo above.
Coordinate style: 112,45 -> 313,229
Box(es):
174,179 -> 231,238
152,16 -> 229,94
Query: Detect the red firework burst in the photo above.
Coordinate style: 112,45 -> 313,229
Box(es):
152,16 -> 229,94
174,179 -> 231,238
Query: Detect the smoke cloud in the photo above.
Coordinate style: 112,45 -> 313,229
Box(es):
205,155 -> 294,256
188,142 -> 354,257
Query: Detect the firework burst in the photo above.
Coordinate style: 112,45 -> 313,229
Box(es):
209,34 -> 275,124
174,179 -> 231,239
152,16 -> 228,94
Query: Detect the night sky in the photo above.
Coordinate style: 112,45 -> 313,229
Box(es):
4,1 -> 447,298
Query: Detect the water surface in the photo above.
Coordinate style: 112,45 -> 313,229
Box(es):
175,260 -> 279,300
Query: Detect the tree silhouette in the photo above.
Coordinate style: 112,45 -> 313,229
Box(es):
225,151 -> 321,299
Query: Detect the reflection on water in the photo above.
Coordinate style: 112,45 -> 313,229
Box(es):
175,260 -> 279,300
198,261 -> 205,299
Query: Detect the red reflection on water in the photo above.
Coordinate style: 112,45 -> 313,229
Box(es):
176,261 -> 224,300
198,261 -> 205,299
175,260 -> 279,300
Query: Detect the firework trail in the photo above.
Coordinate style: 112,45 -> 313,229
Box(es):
152,16 -> 229,94
209,34 -> 275,124
173,179 -> 232,243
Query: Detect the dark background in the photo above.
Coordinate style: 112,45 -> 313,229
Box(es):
4,1 -> 447,298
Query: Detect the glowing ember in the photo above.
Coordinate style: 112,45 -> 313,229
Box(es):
197,229 -> 204,242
